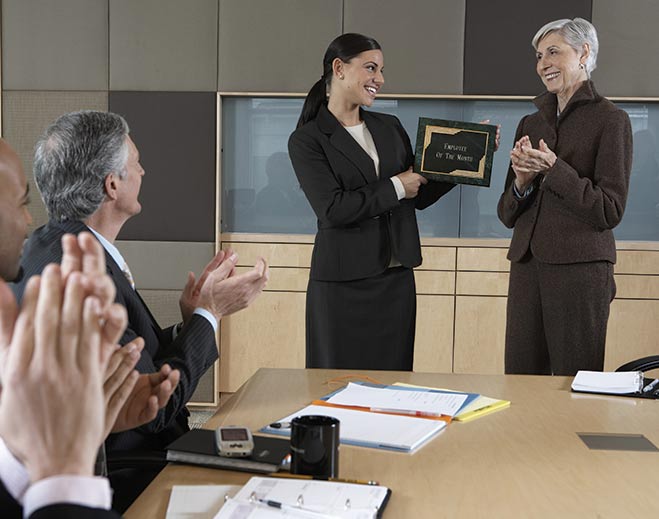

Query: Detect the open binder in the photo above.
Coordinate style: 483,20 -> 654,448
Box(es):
571,370 -> 659,399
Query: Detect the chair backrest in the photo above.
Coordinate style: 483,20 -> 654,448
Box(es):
616,355 -> 659,373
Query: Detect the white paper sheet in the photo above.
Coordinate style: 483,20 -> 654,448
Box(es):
166,485 -> 242,519
326,382 -> 468,417
268,404 -> 446,452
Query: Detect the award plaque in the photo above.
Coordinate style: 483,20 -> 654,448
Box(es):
414,118 -> 496,187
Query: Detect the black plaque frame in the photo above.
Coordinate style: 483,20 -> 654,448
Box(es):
413,118 -> 496,187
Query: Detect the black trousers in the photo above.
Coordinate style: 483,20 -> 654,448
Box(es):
306,266 -> 416,370
505,254 -> 616,376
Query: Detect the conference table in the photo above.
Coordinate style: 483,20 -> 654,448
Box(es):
126,368 -> 659,518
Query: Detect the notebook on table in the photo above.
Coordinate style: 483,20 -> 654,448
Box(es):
166,429 -> 290,473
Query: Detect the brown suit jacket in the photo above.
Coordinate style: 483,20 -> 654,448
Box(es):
497,81 -> 633,264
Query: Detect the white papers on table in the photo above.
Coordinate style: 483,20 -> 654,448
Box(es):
166,485 -> 241,519
264,404 -> 446,452
326,382 -> 468,417
214,476 -> 390,519
572,370 -> 644,394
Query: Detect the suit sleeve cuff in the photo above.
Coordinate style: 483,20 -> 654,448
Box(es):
193,308 -> 218,333
23,475 -> 112,517
0,436 -> 30,503
390,176 -> 406,200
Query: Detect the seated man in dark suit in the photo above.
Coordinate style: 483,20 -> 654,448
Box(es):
0,137 -> 125,517
12,110 -> 269,509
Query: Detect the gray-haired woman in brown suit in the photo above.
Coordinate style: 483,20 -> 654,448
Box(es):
497,18 -> 632,376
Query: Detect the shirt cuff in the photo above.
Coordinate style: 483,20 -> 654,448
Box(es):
0,436 -> 30,503
513,182 -> 534,199
390,176 -> 406,200
193,308 -> 218,333
24,475 -> 112,517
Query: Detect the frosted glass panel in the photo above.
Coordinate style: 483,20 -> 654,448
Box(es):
614,103 -> 659,241
222,97 -> 659,241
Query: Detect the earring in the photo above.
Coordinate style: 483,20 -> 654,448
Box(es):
579,63 -> 585,70
339,74 -> 344,80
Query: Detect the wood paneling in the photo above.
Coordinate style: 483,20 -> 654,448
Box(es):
457,247 -> 510,271
605,299 -> 659,371
419,246 -> 456,270
224,242 -> 313,268
233,266 -> 309,292
454,296 -> 507,374
615,250 -> 659,275
457,272 -> 509,296
413,295 -> 454,373
614,275 -> 659,299
414,270 -> 455,295
219,291 -> 306,393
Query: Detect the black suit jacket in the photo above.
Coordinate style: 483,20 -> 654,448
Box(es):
12,220 -> 219,452
1,479 -> 120,519
288,105 -> 455,281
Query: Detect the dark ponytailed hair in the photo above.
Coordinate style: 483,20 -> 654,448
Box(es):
296,33 -> 381,129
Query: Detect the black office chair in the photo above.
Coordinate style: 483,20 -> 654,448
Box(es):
615,355 -> 659,373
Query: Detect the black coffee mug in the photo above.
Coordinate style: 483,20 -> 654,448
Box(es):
290,415 -> 340,477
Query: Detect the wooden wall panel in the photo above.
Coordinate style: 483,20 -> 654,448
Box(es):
225,242 -> 313,268
233,266 -> 309,293
456,272 -> 509,296
605,299 -> 659,371
419,247 -> 456,271
219,291 -> 306,393
457,247 -> 510,272
615,250 -> 659,275
454,296 -> 507,374
614,275 -> 659,300
413,295 -> 454,373
414,271 -> 455,296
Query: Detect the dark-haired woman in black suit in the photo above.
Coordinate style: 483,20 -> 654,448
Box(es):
288,33 -> 457,370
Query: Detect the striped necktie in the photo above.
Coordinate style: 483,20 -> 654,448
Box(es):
121,261 -> 136,290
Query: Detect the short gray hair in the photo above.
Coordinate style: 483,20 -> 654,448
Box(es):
34,110 -> 130,222
532,18 -> 599,77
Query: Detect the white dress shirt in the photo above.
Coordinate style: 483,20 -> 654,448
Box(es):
88,227 -> 218,333
0,436 -> 112,516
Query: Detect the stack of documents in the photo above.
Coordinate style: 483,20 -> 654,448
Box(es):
262,382 -> 481,452
393,383 -> 510,422
572,370 -> 644,395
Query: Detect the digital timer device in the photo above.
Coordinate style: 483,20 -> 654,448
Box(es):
214,425 -> 254,458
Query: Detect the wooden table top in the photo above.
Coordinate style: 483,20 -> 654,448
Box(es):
126,368 -> 659,518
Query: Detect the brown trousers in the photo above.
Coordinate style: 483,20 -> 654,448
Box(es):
505,254 -> 616,376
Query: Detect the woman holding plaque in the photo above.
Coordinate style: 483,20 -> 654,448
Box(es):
288,33 -> 456,370
497,18 -> 632,376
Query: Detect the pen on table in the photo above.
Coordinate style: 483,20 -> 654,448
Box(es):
642,378 -> 659,393
370,407 -> 441,418
269,421 -> 291,429
257,498 -> 327,517
268,471 -> 380,486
